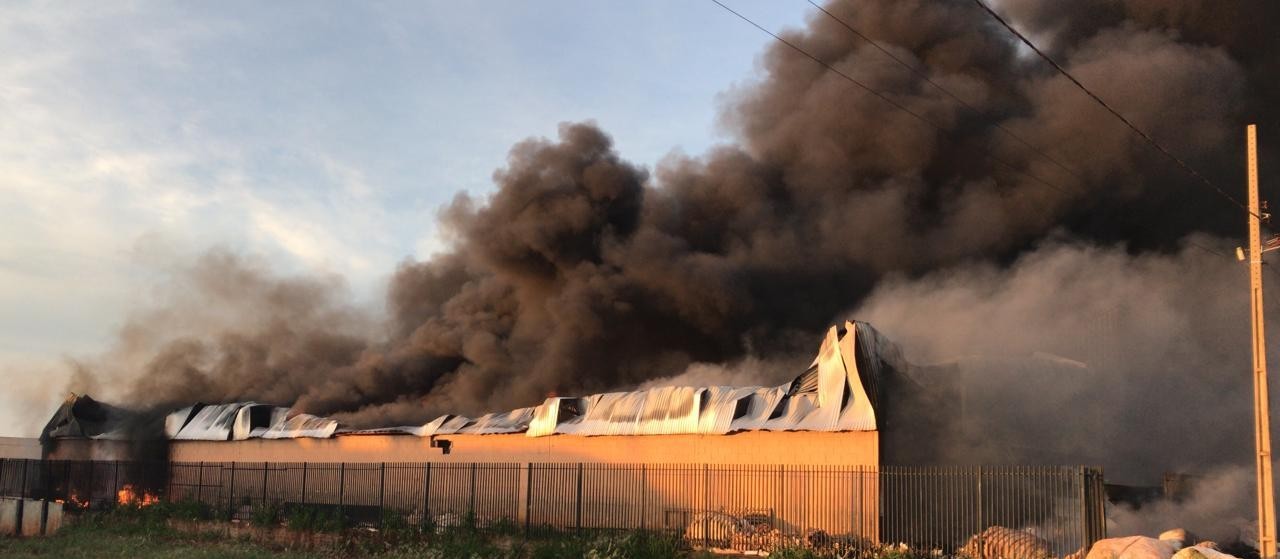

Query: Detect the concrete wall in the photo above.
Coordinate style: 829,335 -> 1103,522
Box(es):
0,437 -> 40,459
0,498 -> 17,535
169,430 -> 879,466
20,500 -> 42,535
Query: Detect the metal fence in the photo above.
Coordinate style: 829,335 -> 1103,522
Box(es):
0,458 -> 1105,555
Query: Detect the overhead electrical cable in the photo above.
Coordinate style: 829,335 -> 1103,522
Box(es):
969,0 -> 1260,220
707,0 -> 1075,197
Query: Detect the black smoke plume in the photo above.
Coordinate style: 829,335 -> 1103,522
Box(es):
71,1 -> 1278,482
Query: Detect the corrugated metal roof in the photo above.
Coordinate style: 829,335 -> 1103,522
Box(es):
163,321 -> 901,441
171,403 -> 248,440
260,412 -> 338,439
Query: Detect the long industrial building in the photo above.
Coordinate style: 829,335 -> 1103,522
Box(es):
41,321 -> 902,467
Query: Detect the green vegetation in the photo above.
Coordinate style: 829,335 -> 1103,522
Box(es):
1,505 -> 932,558
285,505 -> 346,533
0,506 -> 709,558
0,511 -> 310,559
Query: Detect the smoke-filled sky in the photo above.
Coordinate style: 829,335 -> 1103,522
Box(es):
4,0 -> 1280,487
0,0 -> 807,435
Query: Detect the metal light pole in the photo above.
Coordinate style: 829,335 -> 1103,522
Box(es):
1246,123 -> 1277,559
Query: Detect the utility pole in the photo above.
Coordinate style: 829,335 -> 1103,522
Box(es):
1247,123 -> 1277,559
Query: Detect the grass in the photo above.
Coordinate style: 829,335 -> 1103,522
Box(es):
0,515 -> 315,559
3,504 -> 920,558
0,505 -> 717,559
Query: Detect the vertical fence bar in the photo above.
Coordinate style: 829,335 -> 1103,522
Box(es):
1078,465 -> 1087,553
196,461 -> 204,505
299,462 -> 307,506
228,462 -> 237,516
523,463 -> 532,535
84,460 -> 93,509
639,464 -> 647,532
575,462 -> 584,533
110,461 -> 119,504
338,462 -> 346,520
379,462 -> 387,526
423,462 -> 431,524
702,464 -> 709,549
469,463 -> 477,517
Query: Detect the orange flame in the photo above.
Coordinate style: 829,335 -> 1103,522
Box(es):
117,484 -> 159,507
54,493 -> 88,509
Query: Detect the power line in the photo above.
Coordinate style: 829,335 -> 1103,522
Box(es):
1186,239 -> 1234,261
806,0 -> 1084,188
969,0 -> 1260,220
707,0 -> 1076,198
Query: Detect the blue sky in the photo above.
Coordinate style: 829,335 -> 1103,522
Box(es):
0,1 -> 812,434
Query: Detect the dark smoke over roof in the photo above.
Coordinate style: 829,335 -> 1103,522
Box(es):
91,0 -> 1277,445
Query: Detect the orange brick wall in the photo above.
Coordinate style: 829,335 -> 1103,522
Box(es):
167,430 -> 879,466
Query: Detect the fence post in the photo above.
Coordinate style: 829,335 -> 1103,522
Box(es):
338,462 -> 346,521
261,462 -> 269,506
469,463 -> 477,517
14,460 -> 28,536
0,458 -> 6,497
20,460 -> 30,501
111,461 -> 119,501
379,462 -> 386,527
1096,468 -> 1107,539
300,462 -> 308,506
976,465 -> 984,559
576,463 -> 584,533
228,462 -> 238,516
520,463 -> 531,535
422,462 -> 431,522
1080,467 -> 1105,550
44,460 -> 53,501
703,464 -> 710,549
640,464 -> 647,531
63,460 -> 71,502
196,461 -> 204,505
40,461 -> 52,535
85,460 -> 93,510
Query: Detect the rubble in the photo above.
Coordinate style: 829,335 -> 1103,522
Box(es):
1086,529 -> 1188,559
683,511 -> 751,548
1172,545 -> 1239,559
960,526 -> 1053,559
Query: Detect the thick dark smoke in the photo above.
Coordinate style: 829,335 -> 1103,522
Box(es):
855,237 -> 1275,483
76,0 -> 1277,482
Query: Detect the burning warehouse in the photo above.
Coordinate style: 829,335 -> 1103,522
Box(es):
41,321 -> 908,467
19,321 -> 1113,553
31,317 -> 1124,471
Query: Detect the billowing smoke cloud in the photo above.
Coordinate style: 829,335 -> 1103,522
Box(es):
854,237 -> 1269,483
1109,466 -> 1256,545
67,0 -> 1277,484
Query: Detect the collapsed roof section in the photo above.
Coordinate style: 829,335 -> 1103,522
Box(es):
157,320 -> 903,441
523,320 -> 900,437
166,402 -> 337,441
40,394 -> 135,441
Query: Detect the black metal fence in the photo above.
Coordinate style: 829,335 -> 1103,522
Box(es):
0,459 -> 1105,555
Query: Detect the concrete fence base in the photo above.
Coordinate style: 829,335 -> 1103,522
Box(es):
0,498 -> 63,537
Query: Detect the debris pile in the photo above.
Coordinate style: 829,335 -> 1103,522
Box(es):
1084,528 -> 1248,559
960,526 -> 1053,559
